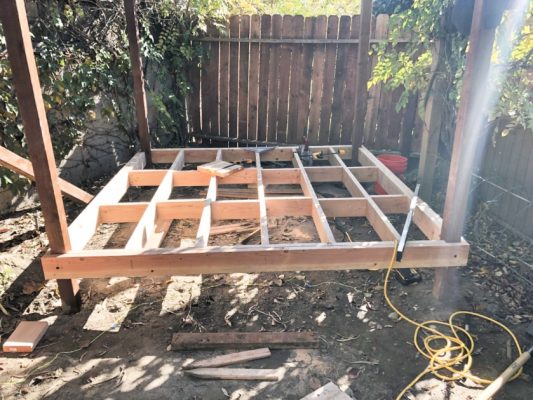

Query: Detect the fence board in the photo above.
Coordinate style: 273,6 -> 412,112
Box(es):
295,17 -> 315,143
219,20 -> 230,138
228,16 -> 239,139
202,23 -> 219,136
238,15 -> 251,142
318,15 -> 339,145
267,15 -> 282,143
339,15 -> 360,144
329,16 -> 352,145
188,63 -> 201,134
276,16 -> 294,143
287,16 -> 305,145
247,15 -> 261,142
307,16 -> 328,145
257,15 -> 272,142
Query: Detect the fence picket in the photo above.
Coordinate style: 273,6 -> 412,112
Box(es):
287,15 -> 305,145
276,16 -> 294,144
238,15 -> 251,142
228,16 -> 239,139
219,19 -> 230,138
257,15 -> 272,142
307,16 -> 327,145
247,15 -> 261,142
267,15 -> 283,143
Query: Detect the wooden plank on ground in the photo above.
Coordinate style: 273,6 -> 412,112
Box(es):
172,331 -> 319,350
0,146 -> 93,204
301,382 -> 353,400
185,368 -> 279,381
2,321 -> 49,353
307,15 -> 327,145
184,348 -> 271,369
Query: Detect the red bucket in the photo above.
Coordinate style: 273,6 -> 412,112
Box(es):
374,154 -> 408,195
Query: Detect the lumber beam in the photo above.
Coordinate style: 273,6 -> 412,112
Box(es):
255,152 -> 269,244
196,149 -> 222,247
151,146 -> 351,164
184,348 -> 272,369
125,151 -> 184,249
41,240 -> 470,279
172,332 -> 319,350
0,146 -> 93,204
124,0 -> 151,165
70,153 -> 145,251
185,368 -> 279,381
0,0 -> 79,311
329,147 -> 400,241
293,153 -> 336,243
358,146 -> 442,240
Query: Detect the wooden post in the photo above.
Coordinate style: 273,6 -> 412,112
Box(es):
351,0 -> 373,158
0,0 -> 80,312
124,0 -> 152,166
417,39 -> 448,201
434,0 -> 497,299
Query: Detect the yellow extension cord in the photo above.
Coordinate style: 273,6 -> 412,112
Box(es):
384,242 -> 524,400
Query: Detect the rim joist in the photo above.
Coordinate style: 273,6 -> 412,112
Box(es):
43,145 -> 469,279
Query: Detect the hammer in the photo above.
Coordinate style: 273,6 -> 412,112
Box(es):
477,346 -> 532,400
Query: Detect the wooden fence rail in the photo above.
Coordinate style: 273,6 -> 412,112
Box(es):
186,14 -> 423,152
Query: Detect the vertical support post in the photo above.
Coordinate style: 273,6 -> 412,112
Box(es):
434,0 -> 497,299
351,0 -> 373,158
417,39 -> 448,201
124,0 -> 152,166
0,0 -> 79,312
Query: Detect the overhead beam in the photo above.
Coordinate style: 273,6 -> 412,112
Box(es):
124,0 -> 152,165
0,145 -> 93,204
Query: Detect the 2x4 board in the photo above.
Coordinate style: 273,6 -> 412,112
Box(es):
41,146 -> 469,279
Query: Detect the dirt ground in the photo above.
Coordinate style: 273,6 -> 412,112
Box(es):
0,176 -> 532,400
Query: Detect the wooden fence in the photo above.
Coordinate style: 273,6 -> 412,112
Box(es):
477,128 -> 533,238
186,14 -> 422,152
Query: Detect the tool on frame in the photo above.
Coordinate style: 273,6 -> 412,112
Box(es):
394,183 -> 422,285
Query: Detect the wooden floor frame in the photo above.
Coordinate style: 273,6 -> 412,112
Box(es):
42,145 -> 469,279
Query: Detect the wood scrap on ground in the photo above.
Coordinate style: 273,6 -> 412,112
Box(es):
198,160 -> 243,177
185,367 -> 279,381
2,321 -> 49,353
301,382 -> 354,400
184,348 -> 272,369
210,222 -> 258,236
171,332 -> 319,350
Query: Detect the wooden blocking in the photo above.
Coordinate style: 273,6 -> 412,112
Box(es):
171,332 -> 319,350
184,348 -> 271,369
198,161 -> 243,178
185,367 -> 279,381
301,382 -> 353,400
3,321 -> 49,353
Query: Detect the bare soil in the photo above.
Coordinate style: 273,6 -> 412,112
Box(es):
0,178 -> 532,400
